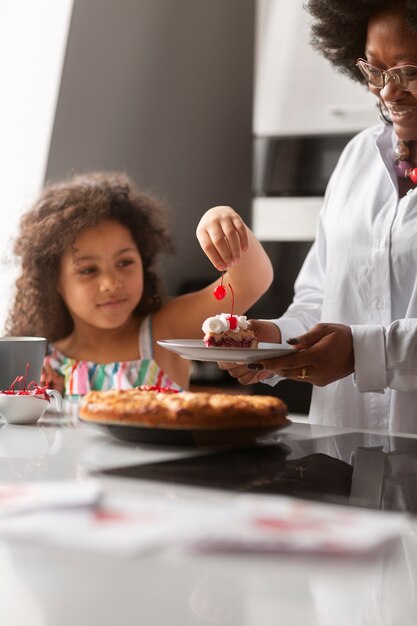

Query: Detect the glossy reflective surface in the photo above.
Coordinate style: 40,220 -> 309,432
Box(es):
101,431 -> 417,513
0,413 -> 416,626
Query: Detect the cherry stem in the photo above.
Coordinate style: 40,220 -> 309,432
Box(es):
220,272 -> 224,287
23,362 -> 29,390
4,362 -> 49,399
228,283 -> 235,318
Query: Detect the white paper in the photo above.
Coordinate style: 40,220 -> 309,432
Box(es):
191,495 -> 406,556
0,492 -> 224,555
0,483 -> 406,557
0,481 -> 101,518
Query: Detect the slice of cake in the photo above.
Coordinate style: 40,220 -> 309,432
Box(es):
202,313 -> 258,348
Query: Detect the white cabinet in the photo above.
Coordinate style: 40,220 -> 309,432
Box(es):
253,196 -> 321,241
252,0 -> 379,241
253,0 -> 378,136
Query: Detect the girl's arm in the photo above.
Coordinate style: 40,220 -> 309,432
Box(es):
160,206 -> 273,339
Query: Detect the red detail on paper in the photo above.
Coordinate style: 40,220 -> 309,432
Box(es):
253,517 -> 326,532
92,508 -> 132,523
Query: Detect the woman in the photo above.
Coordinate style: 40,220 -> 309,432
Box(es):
221,0 -> 417,433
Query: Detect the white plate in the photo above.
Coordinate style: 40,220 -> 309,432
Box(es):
157,339 -> 296,363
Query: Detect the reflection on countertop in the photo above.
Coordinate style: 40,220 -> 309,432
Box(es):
0,414 -> 416,626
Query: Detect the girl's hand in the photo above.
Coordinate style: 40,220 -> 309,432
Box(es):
41,363 -> 65,394
196,206 -> 249,271
167,209 -> 272,340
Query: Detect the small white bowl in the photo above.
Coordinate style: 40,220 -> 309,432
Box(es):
0,390 -> 62,425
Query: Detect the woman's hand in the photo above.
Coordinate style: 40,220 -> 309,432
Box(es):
219,323 -> 355,387
217,320 -> 282,385
262,323 -> 355,386
196,206 -> 249,271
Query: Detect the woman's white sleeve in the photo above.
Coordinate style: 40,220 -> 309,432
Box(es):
352,320 -> 417,392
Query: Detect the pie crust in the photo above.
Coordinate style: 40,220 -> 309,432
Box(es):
79,389 -> 289,430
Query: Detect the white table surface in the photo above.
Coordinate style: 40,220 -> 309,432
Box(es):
0,407 -> 416,626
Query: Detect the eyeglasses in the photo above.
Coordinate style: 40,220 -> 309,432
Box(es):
356,58 -> 417,92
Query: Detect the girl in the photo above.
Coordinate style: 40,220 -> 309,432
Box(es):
6,171 -> 273,396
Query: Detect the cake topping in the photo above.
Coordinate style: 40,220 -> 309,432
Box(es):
228,315 -> 238,330
206,278 -> 256,348
202,313 -> 249,334
227,283 -> 237,328
213,272 -> 227,300
213,285 -> 226,300
212,277 -> 238,327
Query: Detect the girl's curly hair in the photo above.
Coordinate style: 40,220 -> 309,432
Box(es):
6,171 -> 173,342
306,0 -> 417,82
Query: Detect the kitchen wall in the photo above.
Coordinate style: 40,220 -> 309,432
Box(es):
0,0 -> 73,333
45,0 -> 255,296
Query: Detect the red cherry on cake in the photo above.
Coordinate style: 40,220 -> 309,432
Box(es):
213,285 -> 226,300
228,315 -> 238,330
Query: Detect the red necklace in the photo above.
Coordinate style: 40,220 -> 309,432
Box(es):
394,140 -> 417,183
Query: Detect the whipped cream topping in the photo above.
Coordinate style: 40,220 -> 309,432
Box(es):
202,313 -> 249,334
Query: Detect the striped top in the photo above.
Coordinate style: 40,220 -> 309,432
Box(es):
44,315 -> 182,399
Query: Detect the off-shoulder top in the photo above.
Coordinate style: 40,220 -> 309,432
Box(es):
44,315 -> 181,398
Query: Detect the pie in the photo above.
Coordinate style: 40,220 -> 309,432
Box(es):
79,388 -> 289,430
202,313 -> 258,348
